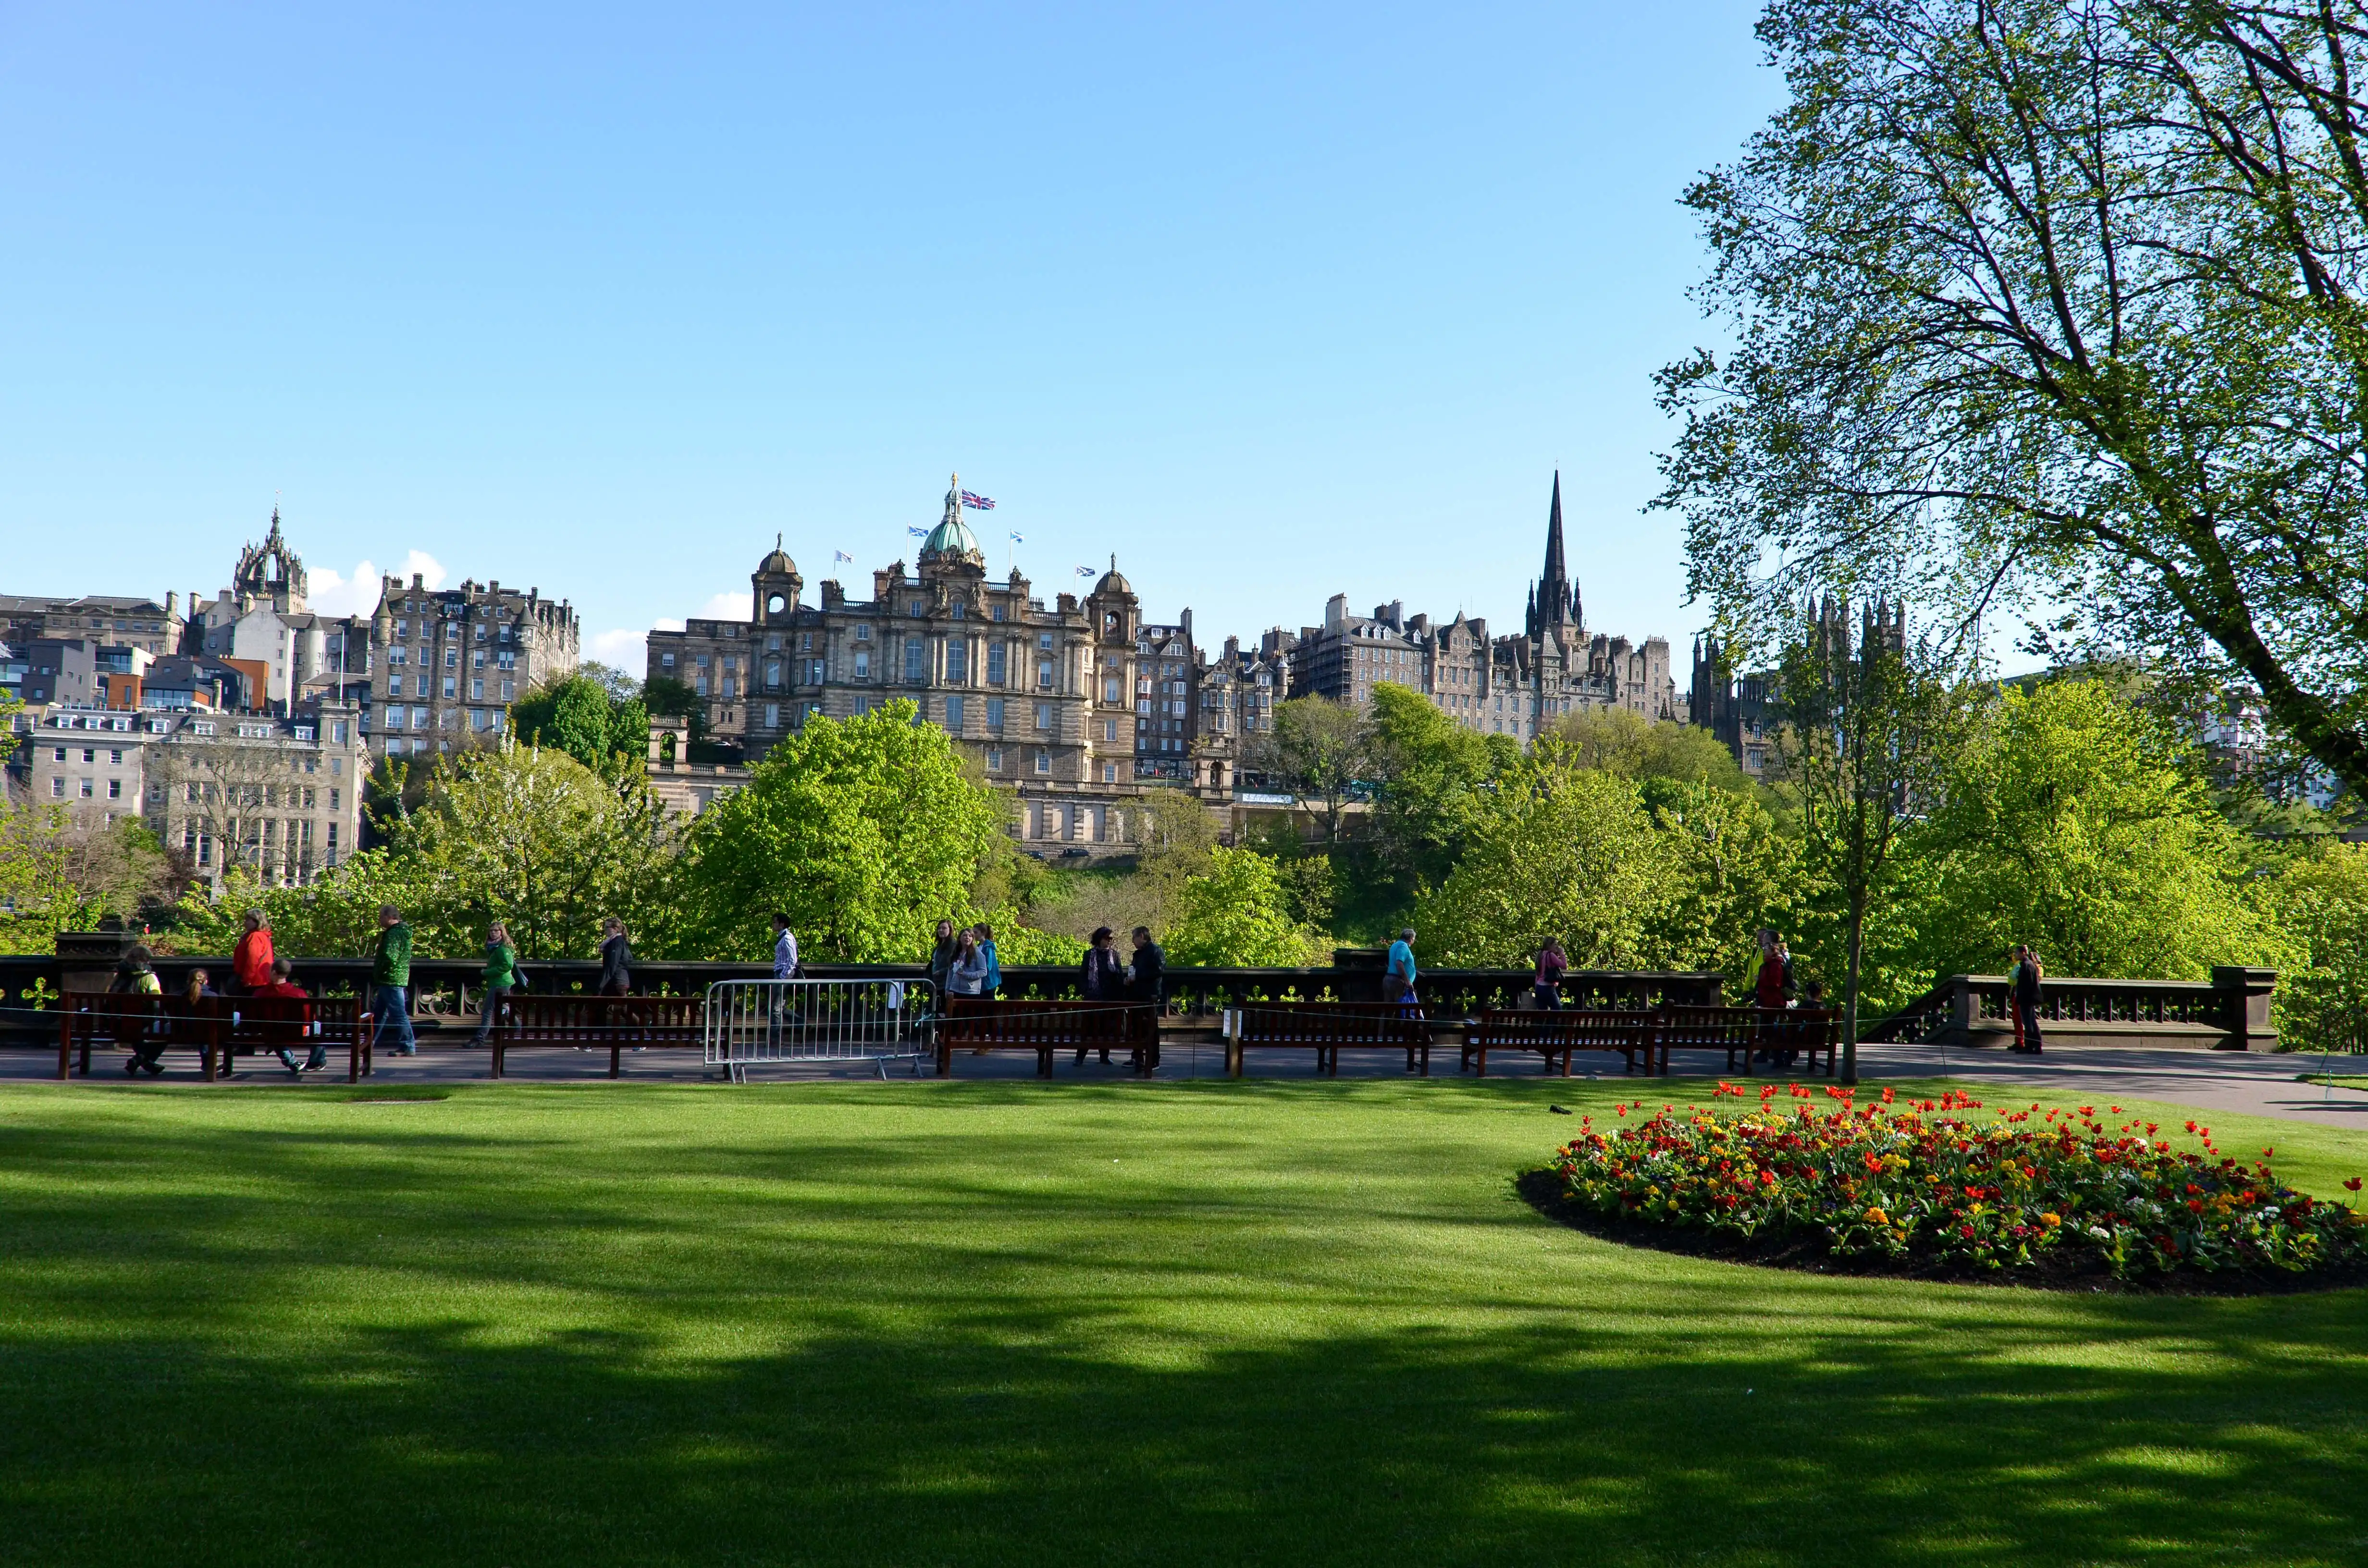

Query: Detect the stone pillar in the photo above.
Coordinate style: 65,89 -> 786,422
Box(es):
57,926 -> 136,997
2210,966 -> 2278,1052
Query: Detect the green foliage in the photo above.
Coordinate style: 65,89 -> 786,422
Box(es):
1909,680 -> 2286,984
510,674 -> 649,778
640,674 -> 710,747
1637,781 -> 1800,983
1555,705 -> 1752,795
1655,0 -> 2368,800
678,701 -> 1001,962
1253,695 -> 1372,843
1415,747 -> 1662,968
1163,846 -> 1328,968
2270,843 -> 2368,1055
173,742 -> 683,961
982,920 -> 1088,967
0,804 -> 174,953
1365,684 -> 1507,894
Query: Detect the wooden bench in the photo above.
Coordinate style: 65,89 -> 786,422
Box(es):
490,994 -> 705,1078
59,995 -> 220,1079
219,996 -> 375,1082
1462,1009 -> 1657,1076
936,998 -> 1157,1077
1655,1006 -> 1835,1077
1222,1001 -> 1435,1077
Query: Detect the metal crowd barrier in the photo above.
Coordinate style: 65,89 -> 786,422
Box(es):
702,978 -> 936,1082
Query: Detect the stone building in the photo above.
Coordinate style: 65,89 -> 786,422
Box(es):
1283,474 -> 1680,739
1687,634 -> 1772,780
1189,635 -> 1287,792
187,512 -> 377,717
367,572 -> 579,759
1132,612 -> 1201,784
9,700 -> 369,888
645,477 -> 1182,851
0,592 -> 185,657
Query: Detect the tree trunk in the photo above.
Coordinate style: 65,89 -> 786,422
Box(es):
1842,887 -> 1865,1086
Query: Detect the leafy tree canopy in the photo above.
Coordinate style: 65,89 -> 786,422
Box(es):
1657,0 -> 2368,801
1163,846 -> 1329,968
678,701 -> 1001,963
510,673 -> 649,778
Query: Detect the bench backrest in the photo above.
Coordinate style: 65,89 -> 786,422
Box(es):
1473,1009 -> 1655,1046
1230,1001 -> 1431,1045
501,994 -> 705,1041
939,997 -> 1150,1046
1655,1005 -> 1834,1047
67,995 -> 222,1042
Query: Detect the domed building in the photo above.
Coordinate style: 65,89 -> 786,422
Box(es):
643,477 -> 1180,852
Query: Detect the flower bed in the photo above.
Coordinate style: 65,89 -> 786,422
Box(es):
1543,1084 -> 2368,1283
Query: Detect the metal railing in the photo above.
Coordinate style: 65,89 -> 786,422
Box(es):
702,978 -> 936,1082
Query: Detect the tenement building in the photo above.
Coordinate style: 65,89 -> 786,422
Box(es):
367,572 -> 579,758
1190,635 -> 1288,793
0,591 -> 185,658
1133,613 -> 1201,784
1282,474 -> 1680,739
7,701 -> 369,888
646,477 -> 1193,849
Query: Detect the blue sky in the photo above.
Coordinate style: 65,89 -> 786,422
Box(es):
1,1 -> 1780,674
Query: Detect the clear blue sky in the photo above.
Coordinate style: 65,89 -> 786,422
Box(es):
1,1 -> 1780,674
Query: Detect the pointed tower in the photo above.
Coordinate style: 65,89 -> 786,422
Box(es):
1528,472 -> 1576,638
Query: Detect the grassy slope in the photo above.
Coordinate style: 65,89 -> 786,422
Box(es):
2,1077 -> 2366,1567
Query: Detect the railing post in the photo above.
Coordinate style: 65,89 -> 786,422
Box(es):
2210,967 -> 2277,1052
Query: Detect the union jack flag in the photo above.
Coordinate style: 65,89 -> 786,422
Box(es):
961,490 -> 996,511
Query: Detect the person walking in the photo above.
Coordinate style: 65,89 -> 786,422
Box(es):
231,910 -> 274,998
1127,926 -> 1166,1071
771,913 -> 801,980
2010,945 -> 2046,1054
472,922 -> 518,1048
595,918 -> 633,996
946,929 -> 990,997
1077,927 -> 1124,1066
111,944 -> 168,1077
1383,928 -> 1419,1009
371,904 -> 418,1058
1533,936 -> 1567,1010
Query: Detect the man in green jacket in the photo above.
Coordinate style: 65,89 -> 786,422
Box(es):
372,904 -> 418,1057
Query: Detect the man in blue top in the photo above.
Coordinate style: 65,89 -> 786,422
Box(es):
1383,928 -> 1418,1007
771,913 -> 799,980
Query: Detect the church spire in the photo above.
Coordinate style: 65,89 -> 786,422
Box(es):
1529,470 -> 1573,636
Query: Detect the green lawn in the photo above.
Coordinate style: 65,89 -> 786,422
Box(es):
2301,1074 -> 2368,1093
4,1077 -> 2367,1567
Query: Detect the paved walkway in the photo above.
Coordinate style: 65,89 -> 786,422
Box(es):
9,1029 -> 2366,1129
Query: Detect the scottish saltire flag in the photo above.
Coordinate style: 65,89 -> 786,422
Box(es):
1075,565 -> 1094,577
961,490 -> 996,511
908,526 -> 929,538
1008,531 -> 1025,544
834,550 -> 853,564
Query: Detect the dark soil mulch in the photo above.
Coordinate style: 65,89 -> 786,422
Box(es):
1514,1167 -> 2368,1296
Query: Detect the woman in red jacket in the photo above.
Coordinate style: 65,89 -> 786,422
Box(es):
232,910 -> 274,996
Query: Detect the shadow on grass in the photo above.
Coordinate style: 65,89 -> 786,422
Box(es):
6,1303 -> 2368,1567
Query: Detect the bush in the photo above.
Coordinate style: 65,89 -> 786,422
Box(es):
2272,842 -> 2368,1055
1548,1088 -> 2367,1279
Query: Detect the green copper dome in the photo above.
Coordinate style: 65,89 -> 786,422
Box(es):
922,515 -> 981,558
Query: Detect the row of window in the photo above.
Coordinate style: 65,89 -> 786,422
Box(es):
385,674 -> 514,701
379,706 -> 508,734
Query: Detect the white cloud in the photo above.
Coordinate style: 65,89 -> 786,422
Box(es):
307,550 -> 447,617
588,627 -> 648,674
695,590 -> 750,621
651,618 -> 686,634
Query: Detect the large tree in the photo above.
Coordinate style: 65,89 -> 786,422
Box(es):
1251,696 -> 1373,844
509,673 -> 650,779
1657,0 -> 2368,801
676,701 -> 1002,962
1414,747 -> 1664,969
1910,676 -> 2286,983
